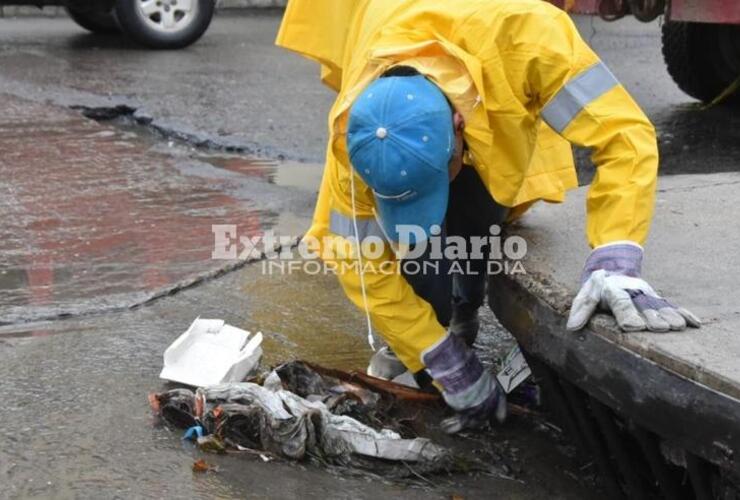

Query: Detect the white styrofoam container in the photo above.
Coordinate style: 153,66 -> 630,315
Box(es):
160,317 -> 263,387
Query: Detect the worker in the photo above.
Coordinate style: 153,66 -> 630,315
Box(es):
275,0 -> 701,434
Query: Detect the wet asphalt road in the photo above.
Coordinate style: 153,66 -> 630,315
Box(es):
0,11 -> 335,161
0,10 -> 739,500
0,90 -> 321,324
0,11 -> 738,168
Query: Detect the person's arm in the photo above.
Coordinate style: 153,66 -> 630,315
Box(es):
306,148 -> 506,432
316,165 -> 503,425
526,10 -> 700,331
526,10 -> 657,247
306,153 -> 447,373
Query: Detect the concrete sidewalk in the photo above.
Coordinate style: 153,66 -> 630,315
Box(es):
506,172 -> 739,398
490,171 -> 740,479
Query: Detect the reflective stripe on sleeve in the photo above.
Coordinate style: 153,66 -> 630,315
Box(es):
541,61 -> 619,133
329,210 -> 386,240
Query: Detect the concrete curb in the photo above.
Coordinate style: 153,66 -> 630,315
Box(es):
0,1 -> 287,17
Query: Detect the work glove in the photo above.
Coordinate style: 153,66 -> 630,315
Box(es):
567,242 -> 701,333
422,333 -> 507,434
440,380 -> 506,434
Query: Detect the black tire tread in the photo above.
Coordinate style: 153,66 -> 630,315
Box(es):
66,6 -> 120,35
661,21 -> 740,106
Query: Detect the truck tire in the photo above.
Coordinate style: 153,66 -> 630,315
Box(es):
114,0 -> 215,50
66,7 -> 120,34
662,21 -> 740,106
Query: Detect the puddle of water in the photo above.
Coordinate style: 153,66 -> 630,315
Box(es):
241,265 -> 373,369
0,93 -> 323,324
0,83 -> 591,499
0,256 -> 594,499
197,154 -> 323,192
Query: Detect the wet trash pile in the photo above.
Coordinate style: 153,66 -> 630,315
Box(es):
150,361 -> 461,474
150,318 -> 538,477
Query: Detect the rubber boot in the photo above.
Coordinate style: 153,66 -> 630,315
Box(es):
366,346 -> 406,380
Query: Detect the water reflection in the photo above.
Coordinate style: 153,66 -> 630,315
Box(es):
0,95 -> 321,324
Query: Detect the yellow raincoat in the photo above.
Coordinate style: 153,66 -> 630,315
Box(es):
276,0 -> 658,372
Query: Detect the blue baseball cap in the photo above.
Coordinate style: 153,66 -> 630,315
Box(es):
347,75 -> 454,245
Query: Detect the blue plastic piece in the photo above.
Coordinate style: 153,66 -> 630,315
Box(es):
182,425 -> 204,441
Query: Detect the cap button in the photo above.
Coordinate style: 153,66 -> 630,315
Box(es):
376,127 -> 388,139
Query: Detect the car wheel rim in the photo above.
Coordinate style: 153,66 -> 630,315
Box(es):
135,0 -> 198,33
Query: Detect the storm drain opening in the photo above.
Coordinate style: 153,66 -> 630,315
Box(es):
526,355 -> 739,499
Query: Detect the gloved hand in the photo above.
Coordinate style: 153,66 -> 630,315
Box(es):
440,380 -> 506,434
567,242 -> 701,332
422,333 -> 507,434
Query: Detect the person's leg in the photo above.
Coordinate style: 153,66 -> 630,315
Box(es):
446,166 -> 508,345
399,234 -> 453,327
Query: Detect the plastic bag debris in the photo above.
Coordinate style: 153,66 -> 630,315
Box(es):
183,425 -> 204,441
496,345 -> 531,394
272,361 -> 382,415
148,388 -> 199,429
150,361 -> 448,465
391,370 -> 420,389
160,318 -> 263,387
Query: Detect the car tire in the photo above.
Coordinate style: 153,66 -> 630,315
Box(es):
66,6 -> 120,34
662,21 -> 740,106
114,0 -> 215,49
